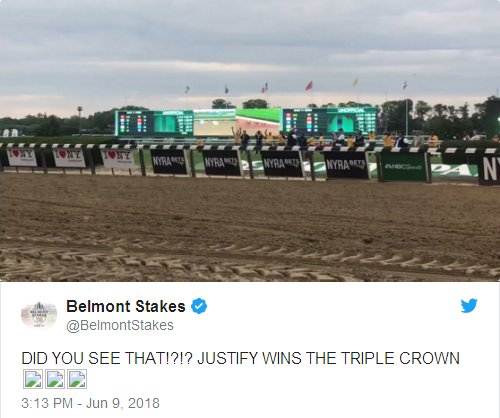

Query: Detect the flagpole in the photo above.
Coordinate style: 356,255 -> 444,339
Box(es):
404,74 -> 415,137
405,98 -> 408,137
402,80 -> 408,136
384,91 -> 388,133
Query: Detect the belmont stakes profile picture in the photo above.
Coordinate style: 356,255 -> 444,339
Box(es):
21,302 -> 57,328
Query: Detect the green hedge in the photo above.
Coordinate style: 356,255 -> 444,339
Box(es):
0,136 -> 119,145
439,140 -> 500,149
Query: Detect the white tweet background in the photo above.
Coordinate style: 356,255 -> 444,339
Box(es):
1,282 -> 498,417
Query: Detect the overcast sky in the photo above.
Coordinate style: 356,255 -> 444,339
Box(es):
0,0 -> 499,117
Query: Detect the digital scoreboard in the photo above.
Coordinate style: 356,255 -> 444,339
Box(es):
334,107 -> 377,135
117,111 -> 153,136
282,107 -> 378,135
116,110 -> 194,137
115,107 -> 378,138
283,109 -> 327,134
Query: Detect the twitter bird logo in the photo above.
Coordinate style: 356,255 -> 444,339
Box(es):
461,299 -> 477,314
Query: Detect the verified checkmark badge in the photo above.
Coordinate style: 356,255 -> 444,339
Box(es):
191,298 -> 207,314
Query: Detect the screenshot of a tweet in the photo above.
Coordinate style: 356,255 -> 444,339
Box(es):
3,0 -> 500,417
0,282 -> 498,417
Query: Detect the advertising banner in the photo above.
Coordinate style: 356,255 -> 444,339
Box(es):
378,153 -> 430,182
477,155 -> 500,186
324,151 -> 370,179
7,148 -> 37,167
202,149 -> 242,177
101,149 -> 135,170
53,149 -> 86,168
260,150 -> 304,178
151,149 -> 189,175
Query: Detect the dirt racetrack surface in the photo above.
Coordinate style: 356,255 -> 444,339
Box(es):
1,173 -> 499,282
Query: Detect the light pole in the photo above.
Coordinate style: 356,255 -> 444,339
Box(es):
77,106 -> 83,136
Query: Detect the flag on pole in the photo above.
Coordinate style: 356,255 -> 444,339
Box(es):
225,85 -> 229,94
403,81 -> 408,90
305,80 -> 313,91
352,77 -> 359,87
185,86 -> 190,94
261,82 -> 268,93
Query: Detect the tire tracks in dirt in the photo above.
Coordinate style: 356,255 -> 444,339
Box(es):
0,236 -> 496,282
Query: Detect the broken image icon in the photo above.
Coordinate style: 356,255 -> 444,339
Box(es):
68,370 -> 87,388
24,370 -> 42,388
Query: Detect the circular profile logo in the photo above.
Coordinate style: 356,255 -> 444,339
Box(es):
21,302 -> 57,328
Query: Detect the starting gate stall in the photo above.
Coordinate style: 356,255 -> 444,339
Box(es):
0,142 -> 499,187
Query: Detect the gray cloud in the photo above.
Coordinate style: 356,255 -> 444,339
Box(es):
0,0 -> 499,116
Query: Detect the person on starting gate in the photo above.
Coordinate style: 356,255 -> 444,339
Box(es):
231,127 -> 242,145
264,129 -> 274,146
383,132 -> 394,148
241,130 -> 250,147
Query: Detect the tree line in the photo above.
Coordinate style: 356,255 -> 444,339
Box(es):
0,97 -> 498,139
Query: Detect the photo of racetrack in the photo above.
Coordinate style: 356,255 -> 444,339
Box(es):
1,0 -> 499,283
1,173 -> 499,282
